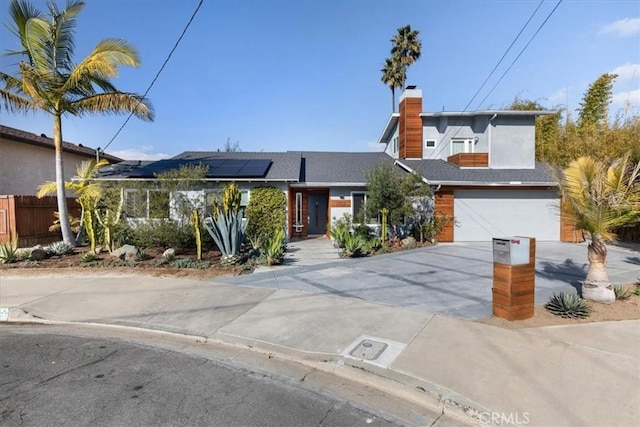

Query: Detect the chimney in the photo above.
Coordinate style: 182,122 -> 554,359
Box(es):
398,86 -> 423,159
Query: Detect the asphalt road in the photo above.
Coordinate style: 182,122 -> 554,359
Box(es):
0,328 -> 400,427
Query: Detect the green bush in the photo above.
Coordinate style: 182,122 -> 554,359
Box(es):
127,220 -> 194,251
245,187 -> 286,239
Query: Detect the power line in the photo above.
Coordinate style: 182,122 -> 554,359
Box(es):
429,0 -> 563,161
102,0 -> 204,153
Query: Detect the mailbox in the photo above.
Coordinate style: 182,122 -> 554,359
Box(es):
492,237 -> 530,266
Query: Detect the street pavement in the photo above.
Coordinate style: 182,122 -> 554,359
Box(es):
1,240 -> 639,426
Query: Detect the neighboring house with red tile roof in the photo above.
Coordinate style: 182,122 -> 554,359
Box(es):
0,124 -> 122,196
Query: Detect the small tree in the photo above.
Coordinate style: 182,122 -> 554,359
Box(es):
557,154 -> 640,304
245,186 -> 286,239
364,164 -> 408,235
402,172 -> 434,243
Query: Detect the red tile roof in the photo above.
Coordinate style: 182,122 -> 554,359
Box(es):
0,124 -> 122,162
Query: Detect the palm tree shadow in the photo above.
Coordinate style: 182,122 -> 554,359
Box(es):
537,259 -> 586,294
625,256 -> 640,265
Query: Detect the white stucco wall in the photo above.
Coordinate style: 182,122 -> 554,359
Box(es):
0,137 -> 94,195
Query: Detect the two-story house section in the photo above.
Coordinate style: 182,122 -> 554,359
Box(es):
379,86 -> 562,242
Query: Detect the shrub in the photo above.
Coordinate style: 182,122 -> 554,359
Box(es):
127,220 -> 194,251
245,187 -> 286,239
613,285 -> 631,301
80,252 -> 98,263
342,234 -> 365,258
545,292 -> 591,319
172,258 -> 210,269
262,228 -> 286,265
331,213 -> 352,248
0,233 -> 19,264
47,241 -> 74,256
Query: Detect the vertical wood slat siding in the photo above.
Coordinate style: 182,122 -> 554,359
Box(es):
0,195 -> 80,246
399,97 -> 423,159
434,190 -> 454,242
447,153 -> 489,167
560,198 -> 583,242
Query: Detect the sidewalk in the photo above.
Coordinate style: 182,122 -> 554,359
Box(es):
1,274 -> 638,426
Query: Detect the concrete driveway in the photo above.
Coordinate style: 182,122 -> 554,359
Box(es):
216,242 -> 640,320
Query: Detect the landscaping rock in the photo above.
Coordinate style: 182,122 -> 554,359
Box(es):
163,248 -> 175,258
94,246 -> 103,255
111,244 -> 139,261
29,249 -> 47,261
402,236 -> 417,249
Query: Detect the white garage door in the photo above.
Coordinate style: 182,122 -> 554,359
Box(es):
453,189 -> 560,241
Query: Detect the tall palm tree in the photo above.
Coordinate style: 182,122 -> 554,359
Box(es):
557,154 -> 640,303
0,0 -> 153,245
381,25 -> 422,113
380,55 -> 405,113
391,25 -> 422,69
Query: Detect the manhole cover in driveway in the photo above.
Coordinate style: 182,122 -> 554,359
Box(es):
349,339 -> 388,360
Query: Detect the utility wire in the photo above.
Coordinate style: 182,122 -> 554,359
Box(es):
429,0 -> 562,161
102,0 -> 204,153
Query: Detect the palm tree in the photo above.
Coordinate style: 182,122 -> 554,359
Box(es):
0,0 -> 153,246
37,158 -> 109,248
557,154 -> 640,304
391,25 -> 422,70
380,55 -> 405,113
381,25 -> 422,113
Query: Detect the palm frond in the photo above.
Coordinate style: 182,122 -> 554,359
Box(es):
6,0 -> 44,62
70,92 -> 154,121
47,0 -> 85,68
63,38 -> 140,92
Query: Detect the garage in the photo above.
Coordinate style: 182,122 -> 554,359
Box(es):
453,189 -> 560,241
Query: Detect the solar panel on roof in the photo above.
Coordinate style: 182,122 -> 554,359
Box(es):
127,158 -> 272,178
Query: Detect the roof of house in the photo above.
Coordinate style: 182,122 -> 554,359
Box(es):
94,150 -> 405,185
297,151 -> 401,186
0,124 -> 122,162
398,159 -> 557,186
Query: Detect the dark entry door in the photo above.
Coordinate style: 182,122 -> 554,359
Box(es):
307,193 -> 328,235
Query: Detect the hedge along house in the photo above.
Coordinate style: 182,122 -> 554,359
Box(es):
377,86 -> 573,242
94,151 -> 402,239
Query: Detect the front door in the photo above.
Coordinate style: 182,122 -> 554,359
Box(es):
307,193 -> 328,235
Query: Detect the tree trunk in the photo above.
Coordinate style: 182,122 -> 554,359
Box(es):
582,233 -> 614,304
53,114 -> 75,246
391,87 -> 396,113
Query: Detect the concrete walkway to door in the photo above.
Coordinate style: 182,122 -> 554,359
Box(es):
253,236 -> 343,273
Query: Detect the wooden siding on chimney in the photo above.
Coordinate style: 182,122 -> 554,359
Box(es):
434,190 -> 454,242
399,97 -> 423,159
447,153 -> 489,167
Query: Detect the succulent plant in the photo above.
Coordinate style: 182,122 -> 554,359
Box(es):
545,292 -> 591,319
613,285 -> 631,301
171,258 -> 210,269
135,251 -> 153,261
80,252 -> 98,263
47,241 -> 74,256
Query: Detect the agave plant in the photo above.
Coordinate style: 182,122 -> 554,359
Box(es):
613,285 -> 631,301
0,233 -> 19,264
204,211 -> 247,264
342,234 -> 365,258
47,241 -> 74,256
545,292 -> 591,319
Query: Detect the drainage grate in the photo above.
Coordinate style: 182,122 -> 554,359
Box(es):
349,339 -> 388,361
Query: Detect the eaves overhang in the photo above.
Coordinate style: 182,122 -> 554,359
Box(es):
419,110 -> 557,118
377,113 -> 400,144
289,182 -> 368,188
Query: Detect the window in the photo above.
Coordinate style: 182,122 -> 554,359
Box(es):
393,137 -> 399,153
425,139 -> 436,149
351,192 -> 378,223
295,193 -> 303,226
451,138 -> 474,155
125,189 -> 170,219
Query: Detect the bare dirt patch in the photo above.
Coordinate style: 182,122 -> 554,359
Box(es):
480,288 -> 640,329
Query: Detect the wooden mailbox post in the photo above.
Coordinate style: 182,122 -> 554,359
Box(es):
492,237 -> 536,321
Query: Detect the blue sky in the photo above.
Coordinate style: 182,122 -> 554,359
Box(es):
1,0 -> 639,160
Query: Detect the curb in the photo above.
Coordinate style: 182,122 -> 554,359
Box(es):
3,308 -> 487,426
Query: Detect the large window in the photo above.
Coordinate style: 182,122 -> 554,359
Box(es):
451,138 -> 474,155
125,190 -> 170,219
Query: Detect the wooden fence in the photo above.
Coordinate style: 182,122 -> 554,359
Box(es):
0,195 -> 81,247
